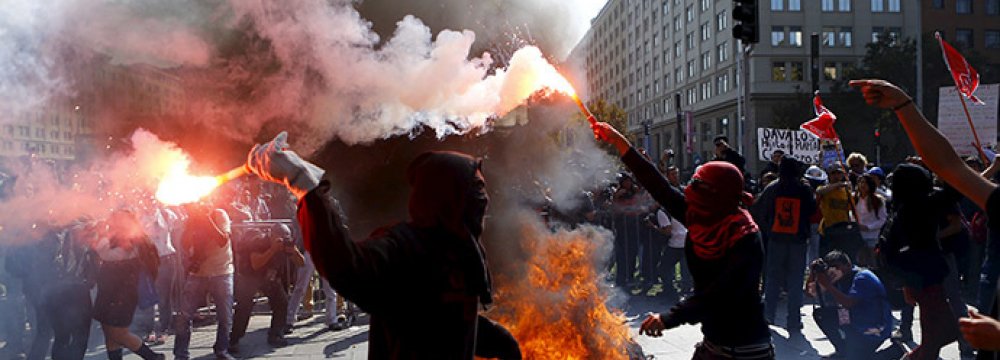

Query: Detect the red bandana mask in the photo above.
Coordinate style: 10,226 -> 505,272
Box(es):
684,162 -> 759,260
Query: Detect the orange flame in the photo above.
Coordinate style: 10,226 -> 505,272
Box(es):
154,160 -> 223,206
488,219 -> 633,360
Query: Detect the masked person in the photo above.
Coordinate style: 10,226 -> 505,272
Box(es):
852,79 -> 1000,357
244,132 -> 521,359
592,123 -> 773,359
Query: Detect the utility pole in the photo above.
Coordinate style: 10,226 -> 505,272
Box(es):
675,93 -> 683,171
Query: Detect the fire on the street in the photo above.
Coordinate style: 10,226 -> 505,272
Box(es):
488,217 -> 635,360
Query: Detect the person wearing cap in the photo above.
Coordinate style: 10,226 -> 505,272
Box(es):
174,205 -> 237,360
229,224 -> 304,351
816,164 -> 860,258
867,167 -> 892,203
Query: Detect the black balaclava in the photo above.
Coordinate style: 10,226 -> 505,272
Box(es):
406,151 -> 492,304
778,157 -> 803,180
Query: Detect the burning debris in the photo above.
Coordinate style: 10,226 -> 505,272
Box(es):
488,211 -> 643,360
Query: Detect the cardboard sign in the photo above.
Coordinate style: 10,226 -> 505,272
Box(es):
757,128 -> 822,164
938,84 -> 999,156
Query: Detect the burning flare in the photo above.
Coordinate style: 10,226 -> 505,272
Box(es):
154,161 -> 223,206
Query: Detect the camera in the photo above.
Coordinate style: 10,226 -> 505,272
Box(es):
809,259 -> 828,273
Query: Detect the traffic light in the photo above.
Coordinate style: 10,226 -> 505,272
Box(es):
732,0 -> 759,44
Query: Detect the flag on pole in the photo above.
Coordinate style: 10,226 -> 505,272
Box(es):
800,92 -> 839,141
937,32 -> 985,104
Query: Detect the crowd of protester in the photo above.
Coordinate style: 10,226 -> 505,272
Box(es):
0,178 -> 354,360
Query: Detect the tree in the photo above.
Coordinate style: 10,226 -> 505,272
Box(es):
825,35 -> 917,166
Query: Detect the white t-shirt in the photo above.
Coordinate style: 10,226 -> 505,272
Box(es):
143,208 -> 177,257
855,196 -> 888,241
657,209 -> 688,248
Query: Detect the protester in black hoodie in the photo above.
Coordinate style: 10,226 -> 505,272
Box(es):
880,164 -> 958,360
244,133 -> 521,360
753,157 -> 817,333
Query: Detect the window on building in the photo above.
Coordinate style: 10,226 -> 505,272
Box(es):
789,0 -> 802,11
824,62 -> 838,80
838,0 -> 851,11
772,26 -> 786,46
872,26 -> 885,43
789,26 -> 803,47
674,15 -> 682,32
717,10 -> 728,31
717,42 -> 729,62
988,0 -> 1000,15
701,81 -> 712,100
675,41 -> 682,57
790,62 -> 804,81
686,5 -> 694,22
686,32 -> 695,49
688,60 -> 696,78
957,0 -> 972,13
872,0 -> 884,12
822,27 -> 837,47
822,0 -> 835,11
987,30 -> 1000,49
771,0 -> 783,11
701,51 -> 711,70
701,22 -> 711,41
933,0 -> 944,9
772,62 -> 787,81
888,27 -> 902,44
956,29 -> 974,48
888,0 -> 901,12
716,73 -> 730,93
701,0 -> 710,11
839,27 -> 853,47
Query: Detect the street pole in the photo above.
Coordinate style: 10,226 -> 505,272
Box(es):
675,93 -> 684,172
811,33 -> 820,93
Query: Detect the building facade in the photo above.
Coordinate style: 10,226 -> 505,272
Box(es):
921,0 -> 1000,63
572,0 -> 920,174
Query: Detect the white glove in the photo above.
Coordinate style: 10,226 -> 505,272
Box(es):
246,132 -> 325,199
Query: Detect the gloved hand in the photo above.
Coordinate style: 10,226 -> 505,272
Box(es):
246,132 -> 325,199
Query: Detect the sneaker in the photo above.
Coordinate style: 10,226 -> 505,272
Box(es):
283,324 -> 294,335
296,311 -> 314,321
144,334 -> 157,344
267,336 -> 289,347
154,333 -> 166,345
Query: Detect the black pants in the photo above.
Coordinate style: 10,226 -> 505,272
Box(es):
231,273 -> 288,342
25,293 -> 51,360
46,284 -> 92,360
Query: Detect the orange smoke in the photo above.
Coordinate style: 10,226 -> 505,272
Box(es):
488,218 -> 632,360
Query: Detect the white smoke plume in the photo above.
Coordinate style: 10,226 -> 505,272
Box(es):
0,0 -> 587,154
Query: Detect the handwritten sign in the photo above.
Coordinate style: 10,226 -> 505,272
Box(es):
757,128 -> 821,164
938,84 -> 999,156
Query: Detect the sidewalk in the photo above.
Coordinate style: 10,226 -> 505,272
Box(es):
86,295 -> 968,359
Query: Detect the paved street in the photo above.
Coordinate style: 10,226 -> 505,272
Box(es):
78,293 -> 971,359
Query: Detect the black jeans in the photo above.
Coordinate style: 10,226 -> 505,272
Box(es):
231,273 -> 288,342
46,284 -> 92,360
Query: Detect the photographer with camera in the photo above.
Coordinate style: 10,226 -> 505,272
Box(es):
807,250 -> 892,359
230,224 -> 304,351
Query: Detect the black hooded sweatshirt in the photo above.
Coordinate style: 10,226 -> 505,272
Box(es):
880,164 -> 948,289
297,151 -> 520,360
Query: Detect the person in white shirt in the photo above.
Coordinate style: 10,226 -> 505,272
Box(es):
653,207 -> 691,300
854,174 -> 887,267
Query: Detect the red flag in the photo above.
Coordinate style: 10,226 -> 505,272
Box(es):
800,92 -> 838,141
937,32 -> 984,104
